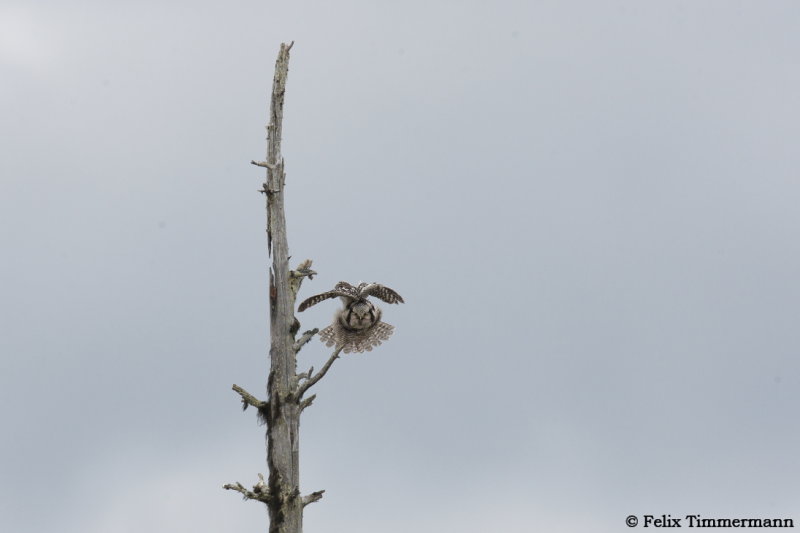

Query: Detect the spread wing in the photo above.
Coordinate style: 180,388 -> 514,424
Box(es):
298,282 -> 359,312
298,291 -> 339,312
360,283 -> 404,304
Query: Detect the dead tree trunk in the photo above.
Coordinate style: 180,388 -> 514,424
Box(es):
261,40 -> 304,533
223,42 -> 335,533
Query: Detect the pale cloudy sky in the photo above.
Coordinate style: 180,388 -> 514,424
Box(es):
2,1 -> 800,532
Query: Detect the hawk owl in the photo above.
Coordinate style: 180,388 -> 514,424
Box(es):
298,281 -> 404,353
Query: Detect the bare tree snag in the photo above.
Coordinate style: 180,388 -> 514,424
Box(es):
225,42 -> 346,533
225,41 -> 308,533
261,42 -> 304,533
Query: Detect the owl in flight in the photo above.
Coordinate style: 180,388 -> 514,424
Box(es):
298,281 -> 404,353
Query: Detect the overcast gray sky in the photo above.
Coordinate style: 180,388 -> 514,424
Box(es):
2,1 -> 800,532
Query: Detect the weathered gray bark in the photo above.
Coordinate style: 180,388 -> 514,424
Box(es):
224,42 -> 340,533
261,40 -> 304,533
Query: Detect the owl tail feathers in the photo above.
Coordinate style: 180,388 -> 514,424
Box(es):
319,321 -> 395,354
